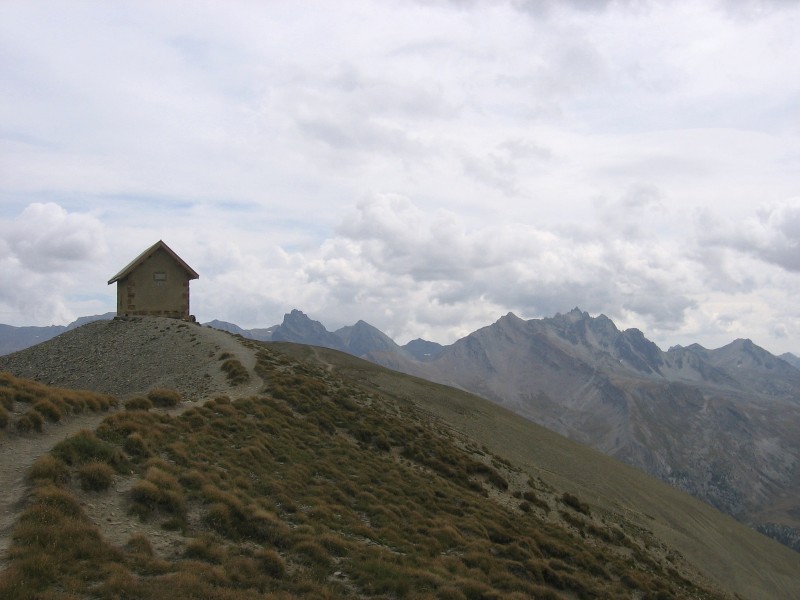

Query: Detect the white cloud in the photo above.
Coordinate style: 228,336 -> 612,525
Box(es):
699,198 -> 800,272
4,203 -> 106,273
1,1 -> 800,354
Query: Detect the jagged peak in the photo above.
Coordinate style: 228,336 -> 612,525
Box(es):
622,327 -> 645,338
499,311 -> 524,323
557,307 -> 588,321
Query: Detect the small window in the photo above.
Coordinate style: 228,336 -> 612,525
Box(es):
154,272 -> 167,281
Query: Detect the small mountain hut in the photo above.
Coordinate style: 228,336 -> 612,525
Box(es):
107,240 -> 199,319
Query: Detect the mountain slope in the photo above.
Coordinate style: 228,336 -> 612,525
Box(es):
402,338 -> 445,361
3,323 -> 779,598
274,342 -> 800,600
333,320 -> 407,358
382,309 -> 800,552
202,319 -> 278,341
203,309 -> 800,552
269,309 -> 346,350
780,352 -> 800,369
0,313 -> 114,356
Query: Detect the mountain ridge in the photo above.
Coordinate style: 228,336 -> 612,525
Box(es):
191,307 -> 800,553
3,308 -> 800,552
1,318 -> 799,598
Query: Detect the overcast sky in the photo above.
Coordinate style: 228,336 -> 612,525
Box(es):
2,1 -> 799,354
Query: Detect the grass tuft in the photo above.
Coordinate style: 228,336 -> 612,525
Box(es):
28,454 -> 71,485
124,396 -> 153,411
221,358 -> 250,386
52,429 -> 125,469
78,461 -> 115,491
560,493 -> 591,516
147,388 -> 182,407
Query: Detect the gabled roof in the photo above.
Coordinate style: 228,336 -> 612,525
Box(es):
107,240 -> 199,284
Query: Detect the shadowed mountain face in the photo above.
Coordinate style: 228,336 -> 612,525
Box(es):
402,338 -> 445,361
206,311 -> 412,361
378,309 -> 800,552
781,352 -> 800,369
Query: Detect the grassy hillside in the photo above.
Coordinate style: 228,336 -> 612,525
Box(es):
0,372 -> 117,433
0,345 -> 731,600
271,342 -> 800,600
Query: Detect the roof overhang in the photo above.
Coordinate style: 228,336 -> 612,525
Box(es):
108,240 -> 199,285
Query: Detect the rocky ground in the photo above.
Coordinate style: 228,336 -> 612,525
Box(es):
0,316 -> 263,400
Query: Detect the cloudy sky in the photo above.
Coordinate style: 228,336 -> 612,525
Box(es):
2,1 -> 799,354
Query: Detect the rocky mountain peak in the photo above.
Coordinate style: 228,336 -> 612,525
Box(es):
554,307 -> 589,324
270,310 -> 345,350
334,320 -> 400,358
403,338 -> 445,361
546,308 -> 620,351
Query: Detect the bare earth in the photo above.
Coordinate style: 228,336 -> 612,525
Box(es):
0,318 -> 263,571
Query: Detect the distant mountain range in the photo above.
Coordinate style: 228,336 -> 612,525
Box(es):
0,313 -> 115,355
204,308 -> 800,552
3,307 -> 800,551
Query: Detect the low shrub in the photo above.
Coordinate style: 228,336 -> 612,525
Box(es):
184,535 -> 226,563
130,480 -> 161,511
130,467 -> 187,519
291,539 -> 330,567
178,469 -> 208,490
523,490 -> 550,512
248,507 -> 290,546
204,502 -> 234,535
126,533 -> 154,556
79,461 -> 115,491
123,432 -> 152,459
147,388 -> 182,408
255,548 -> 286,578
0,404 -> 8,429
15,410 -> 43,433
52,429 -> 124,469
221,359 -> 250,386
560,493 -> 591,516
0,484 -> 123,600
0,387 -> 14,410
28,454 -> 70,485
124,396 -> 153,411
33,399 -> 63,423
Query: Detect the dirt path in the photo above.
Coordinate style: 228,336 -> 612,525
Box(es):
197,326 -> 264,399
0,323 -> 264,571
0,413 -> 111,569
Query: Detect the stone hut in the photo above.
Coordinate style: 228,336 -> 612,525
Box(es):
108,240 -> 199,319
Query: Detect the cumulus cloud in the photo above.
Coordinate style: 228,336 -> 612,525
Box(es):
700,198 -> 800,272
0,262 -> 75,325
312,194 -> 697,339
0,203 -> 109,324
2,1 -> 800,354
4,203 -> 106,273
